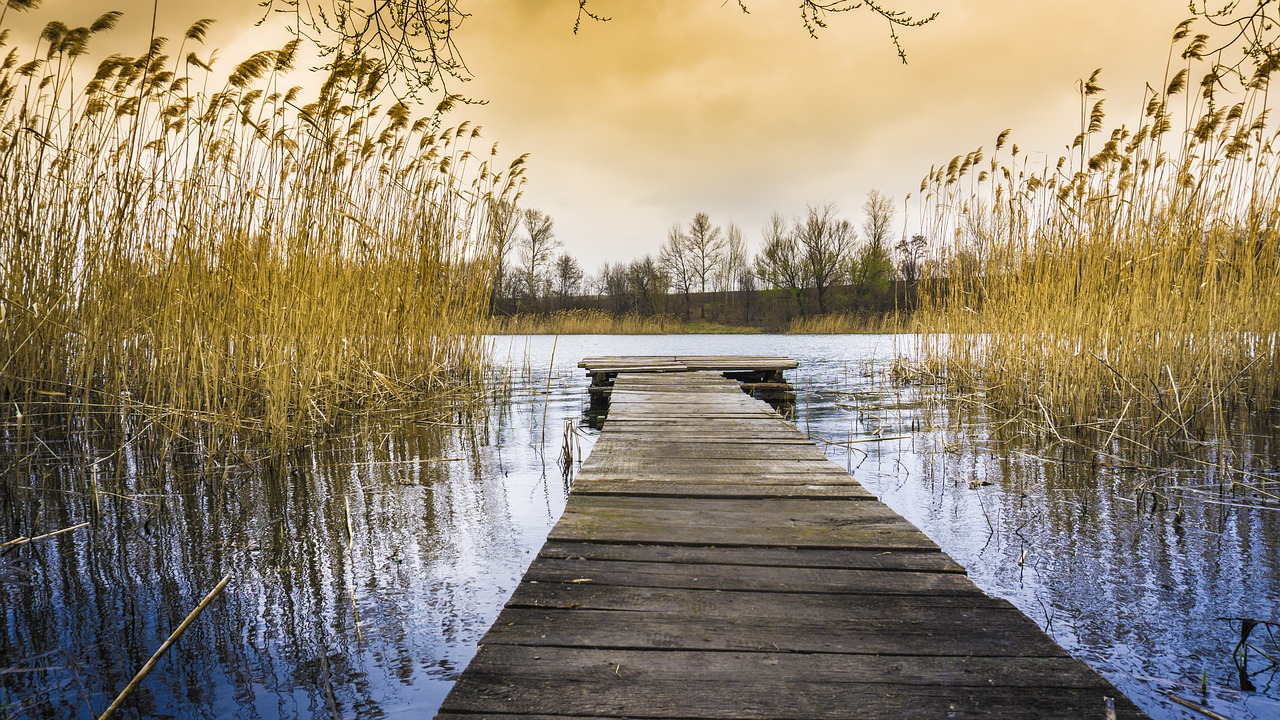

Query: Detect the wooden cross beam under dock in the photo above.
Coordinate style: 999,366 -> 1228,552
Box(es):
437,360 -> 1149,719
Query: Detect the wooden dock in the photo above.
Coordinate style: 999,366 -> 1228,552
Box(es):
580,355 -> 798,422
438,363 -> 1148,719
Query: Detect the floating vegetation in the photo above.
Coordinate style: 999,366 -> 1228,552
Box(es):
0,10 -> 525,445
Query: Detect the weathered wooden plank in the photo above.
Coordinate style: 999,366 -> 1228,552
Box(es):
610,380 -> 740,386
496,579 -> 1018,620
610,390 -> 765,399
595,388 -> 734,396
549,522 -> 935,549
550,493 -> 936,548
575,469 -> 861,483
606,403 -> 770,412
602,403 -> 769,412
580,356 -> 798,372
569,480 -> 873,499
506,584 -> 1003,617
536,542 -> 962,572
577,459 -> 846,477
584,364 -> 690,371
521,558 -> 966,594
595,434 -> 817,444
611,386 -> 757,395
437,716 -> 617,720
595,416 -> 785,428
442,647 -> 1146,719
552,500 -> 933,549
559,494 -> 893,516
582,444 -> 829,461
604,407 -> 778,417
483,606 -> 1070,658
584,446 -> 825,460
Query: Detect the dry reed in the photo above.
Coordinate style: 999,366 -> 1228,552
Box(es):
786,312 -> 904,334
0,13 -> 524,444
911,21 -> 1280,441
490,309 -> 752,335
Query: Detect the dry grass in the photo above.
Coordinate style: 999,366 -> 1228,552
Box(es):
787,312 -> 904,334
0,14 -> 523,443
911,24 -> 1279,442
491,309 -> 757,335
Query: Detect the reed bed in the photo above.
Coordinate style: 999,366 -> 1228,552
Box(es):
0,14 -> 523,443
490,309 -> 755,335
912,22 -> 1280,442
787,312 -> 904,334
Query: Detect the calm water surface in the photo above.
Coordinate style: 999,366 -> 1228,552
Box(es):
2,334 -> 1277,719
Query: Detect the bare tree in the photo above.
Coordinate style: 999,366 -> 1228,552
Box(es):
261,1 -> 937,97
847,190 -> 898,308
795,203 -> 854,315
516,209 -> 559,310
596,262 -> 631,314
1186,2 -> 1280,82
716,222 -> 749,293
659,223 -> 696,319
553,252 -> 584,309
895,233 -> 928,283
628,254 -> 668,316
485,199 -> 521,312
737,264 -> 759,324
685,212 -> 724,318
862,189 -> 895,251
755,212 -> 808,318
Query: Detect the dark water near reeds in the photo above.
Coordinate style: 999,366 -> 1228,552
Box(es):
2,334 -> 1278,719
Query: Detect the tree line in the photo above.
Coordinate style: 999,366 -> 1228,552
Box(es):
487,190 -> 930,327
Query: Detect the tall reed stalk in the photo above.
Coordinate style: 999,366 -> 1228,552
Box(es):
912,21 -> 1280,439
0,13 -> 524,443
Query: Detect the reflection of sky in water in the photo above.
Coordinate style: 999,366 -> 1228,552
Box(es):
1,333 -> 1276,719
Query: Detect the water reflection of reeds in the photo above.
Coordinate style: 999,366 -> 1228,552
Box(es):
815,365 -> 1280,717
1,401 -> 534,718
5,334 -> 1278,719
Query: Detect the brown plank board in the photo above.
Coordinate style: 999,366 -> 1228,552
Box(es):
577,458 -> 850,477
569,480 -> 874,499
483,606 -> 1070,657
535,542 -> 962,572
550,501 -> 936,549
506,584 -> 1009,617
576,469 -> 863,483
581,356 -> 798,372
437,364 -> 1151,719
582,444 -> 830,461
519,557 -> 966,593
557,494 -> 901,518
593,417 -> 793,427
595,435 -> 818,444
441,647 -> 1147,719
547,521 -> 936,549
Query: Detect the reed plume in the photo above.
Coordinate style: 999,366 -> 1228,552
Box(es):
912,22 -> 1279,439
0,13 -> 526,444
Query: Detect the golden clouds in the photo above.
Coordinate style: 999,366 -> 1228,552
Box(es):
4,0 -> 1194,267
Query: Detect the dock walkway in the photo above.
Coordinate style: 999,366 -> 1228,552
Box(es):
438,364 -> 1148,719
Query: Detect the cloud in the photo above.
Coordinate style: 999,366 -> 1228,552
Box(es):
452,0 -> 1193,268
3,0 -> 1194,269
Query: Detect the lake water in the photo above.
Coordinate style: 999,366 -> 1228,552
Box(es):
2,334 -> 1277,719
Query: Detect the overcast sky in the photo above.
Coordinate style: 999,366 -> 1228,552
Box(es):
11,1 -> 1193,269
